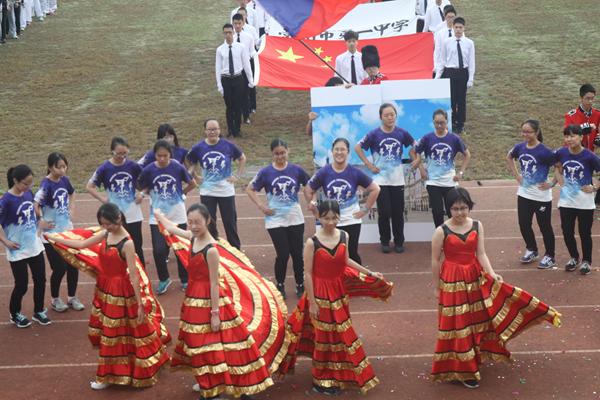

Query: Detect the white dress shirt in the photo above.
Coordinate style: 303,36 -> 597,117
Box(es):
423,0 -> 451,32
243,24 -> 260,47
231,6 -> 260,33
334,50 -> 368,84
215,41 -> 254,94
433,25 -> 455,72
435,35 -> 475,86
235,30 -> 256,58
250,0 -> 269,31
434,20 -> 447,34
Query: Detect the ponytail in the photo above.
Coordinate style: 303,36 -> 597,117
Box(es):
187,203 -> 219,240
7,165 -> 34,189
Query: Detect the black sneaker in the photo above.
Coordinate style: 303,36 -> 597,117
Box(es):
395,245 -> 405,253
32,309 -> 52,325
461,379 -> 479,388
296,283 -> 305,298
312,384 -> 341,395
10,313 -> 32,328
565,258 -> 580,271
276,283 -> 286,299
381,243 -> 390,253
580,261 -> 591,275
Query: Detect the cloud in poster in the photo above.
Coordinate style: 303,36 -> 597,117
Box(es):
428,97 -> 450,105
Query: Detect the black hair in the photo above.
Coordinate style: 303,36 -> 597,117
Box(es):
325,77 -> 344,87
47,152 -> 68,175
153,139 -> 173,157
223,23 -> 234,31
97,202 -> 128,231
580,84 -> 597,98
204,117 -> 221,129
444,6 -> 456,16
453,17 -> 466,26
238,7 -> 246,13
110,136 -> 129,151
444,188 -> 475,216
521,119 -> 543,142
343,30 -> 359,42
157,124 -> 180,147
318,200 -> 341,218
7,164 -> 34,190
433,108 -> 448,120
270,138 -> 288,151
564,124 -> 583,136
187,203 -> 219,239
379,103 -> 397,118
332,137 -> 350,150
232,13 -> 244,22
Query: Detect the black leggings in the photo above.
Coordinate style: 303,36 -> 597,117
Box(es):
517,196 -> 555,257
559,207 -> 594,263
267,224 -> 305,285
377,186 -> 405,245
128,221 -> 146,268
44,243 -> 79,298
150,224 -> 188,283
338,223 -> 362,265
10,252 -> 46,315
427,185 -> 454,228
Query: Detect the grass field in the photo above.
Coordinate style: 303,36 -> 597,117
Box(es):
0,0 -> 599,192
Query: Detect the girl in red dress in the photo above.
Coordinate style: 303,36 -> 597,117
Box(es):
47,203 -> 171,389
278,200 -> 391,395
430,188 -> 561,388
154,204 -> 274,400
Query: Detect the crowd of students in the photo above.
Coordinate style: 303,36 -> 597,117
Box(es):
0,0 -> 56,44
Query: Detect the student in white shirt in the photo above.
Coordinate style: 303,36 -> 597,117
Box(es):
238,8 -> 259,46
435,17 -> 475,134
433,7 -> 456,77
230,0 -> 259,33
334,30 -> 368,85
423,0 -> 451,32
233,13 -> 255,124
237,8 -> 259,116
434,5 -> 455,33
249,0 -> 269,37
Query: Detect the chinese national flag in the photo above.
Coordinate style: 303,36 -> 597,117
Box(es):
255,33 -> 434,91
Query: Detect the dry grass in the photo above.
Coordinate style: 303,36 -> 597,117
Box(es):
0,0 -> 598,192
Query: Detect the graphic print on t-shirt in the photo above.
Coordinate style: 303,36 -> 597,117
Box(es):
560,159 -> 587,206
3,199 -> 44,260
201,150 -> 231,191
107,171 -> 137,212
266,175 -> 300,219
325,178 -> 356,208
43,187 -> 71,233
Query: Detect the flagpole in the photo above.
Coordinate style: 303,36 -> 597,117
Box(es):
298,39 -> 350,84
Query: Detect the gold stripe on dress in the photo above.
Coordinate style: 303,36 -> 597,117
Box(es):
179,315 -> 244,333
440,274 -> 488,293
312,357 -> 371,375
314,337 -> 363,354
315,295 -> 349,310
97,347 -> 168,368
311,316 -> 353,333
96,289 -> 137,307
430,370 -> 481,383
313,375 -> 379,394
196,375 -> 274,398
170,358 -> 229,375
183,296 -> 231,308
437,320 -> 490,340
100,332 -> 159,347
439,299 -> 486,317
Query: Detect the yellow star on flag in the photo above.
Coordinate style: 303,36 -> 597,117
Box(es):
314,47 -> 323,55
276,47 -> 304,63
323,56 -> 333,63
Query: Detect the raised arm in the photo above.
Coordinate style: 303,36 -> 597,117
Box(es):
48,231 -> 105,249
153,209 -> 193,240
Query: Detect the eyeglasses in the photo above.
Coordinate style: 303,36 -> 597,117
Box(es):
333,148 -> 348,153
434,121 -> 447,126
320,216 -> 339,222
20,180 -> 34,187
450,206 -> 469,213
583,96 -> 596,102
112,150 -> 129,157
205,128 -> 220,132
273,151 -> 287,157
521,130 -> 536,135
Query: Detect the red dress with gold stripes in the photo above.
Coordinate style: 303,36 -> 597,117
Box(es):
169,240 -> 274,398
277,231 -> 384,394
431,221 -> 561,382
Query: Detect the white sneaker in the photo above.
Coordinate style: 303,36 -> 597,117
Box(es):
51,298 -> 68,313
67,297 -> 85,311
193,383 -> 200,392
91,382 -> 112,390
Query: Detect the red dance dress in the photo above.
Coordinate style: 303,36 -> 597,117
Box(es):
430,221 -> 561,382
278,231 -> 392,394
169,239 -> 281,398
47,229 -> 172,387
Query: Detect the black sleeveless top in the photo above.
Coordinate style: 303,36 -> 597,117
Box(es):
104,232 -> 130,260
190,237 -> 215,259
441,220 -> 479,242
311,230 -> 347,257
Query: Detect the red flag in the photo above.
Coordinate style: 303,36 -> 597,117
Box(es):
255,33 -> 434,91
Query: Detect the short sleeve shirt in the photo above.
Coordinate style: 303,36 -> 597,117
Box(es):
249,163 -> 310,229
89,159 -> 144,223
308,164 -> 373,227
186,139 -> 243,197
34,176 -> 75,243
0,191 -> 44,261
138,146 -> 188,168
413,132 -> 468,187
508,142 -> 558,202
137,160 -> 193,224
357,126 -> 415,186
555,147 -> 600,210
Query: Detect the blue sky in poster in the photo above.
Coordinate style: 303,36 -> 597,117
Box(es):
312,98 -> 451,167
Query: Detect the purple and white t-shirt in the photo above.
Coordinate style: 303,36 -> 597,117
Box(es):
357,126 -> 415,186
186,139 -> 243,197
308,164 -> 373,227
0,191 -> 44,262
555,146 -> 600,210
138,160 -> 193,225
508,142 -> 558,202
89,159 -> 144,223
138,146 -> 188,168
249,163 -> 310,229
34,176 -> 75,244
413,132 -> 467,187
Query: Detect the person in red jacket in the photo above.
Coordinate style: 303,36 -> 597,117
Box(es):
564,84 -> 600,152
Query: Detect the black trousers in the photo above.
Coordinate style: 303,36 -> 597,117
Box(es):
1,6 -> 8,40
517,196 -> 555,257
128,221 -> 146,268
416,19 -> 424,33
222,74 -> 244,134
268,224 -> 305,285
259,27 -> 265,37
150,224 -> 188,283
44,243 -> 79,298
13,2 -> 20,34
559,207 -> 594,263
441,68 -> 469,129
10,252 -> 46,315
378,185 -> 405,245
338,223 -> 362,265
201,195 -> 241,250
427,185 -> 454,227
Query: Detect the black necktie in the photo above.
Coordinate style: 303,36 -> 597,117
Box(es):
456,40 -> 464,70
351,55 -> 357,85
448,28 -> 452,37
424,0 -> 428,13
253,2 -> 256,9
438,7 -> 444,20
237,34 -> 241,43
228,45 -> 234,75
